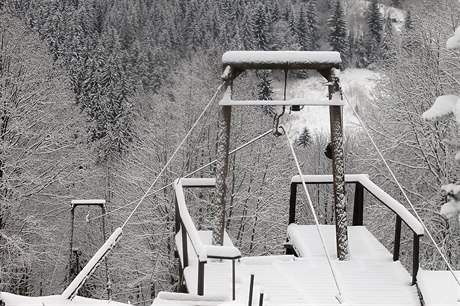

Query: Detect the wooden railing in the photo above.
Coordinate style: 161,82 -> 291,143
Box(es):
288,174 -> 424,285
174,178 -> 241,298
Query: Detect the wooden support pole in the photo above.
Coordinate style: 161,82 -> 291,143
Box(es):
214,81 -> 232,246
327,70 -> 349,260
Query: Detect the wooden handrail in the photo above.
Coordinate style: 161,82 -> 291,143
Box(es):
289,174 -> 424,284
174,178 -> 241,297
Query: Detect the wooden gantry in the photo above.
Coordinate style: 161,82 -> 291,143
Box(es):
214,51 -> 349,260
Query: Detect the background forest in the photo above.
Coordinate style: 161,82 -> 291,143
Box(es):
0,0 -> 459,305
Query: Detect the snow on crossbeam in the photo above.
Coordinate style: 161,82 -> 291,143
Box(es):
222,51 -> 341,70
219,98 -> 344,107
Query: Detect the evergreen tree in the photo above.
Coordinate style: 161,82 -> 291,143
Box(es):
404,10 -> 414,31
391,0 -> 401,8
363,0 -> 383,67
297,4 -> 310,51
256,70 -> 275,115
366,0 -> 383,44
328,0 -> 349,68
241,10 -> 255,50
306,0 -> 320,50
253,3 -> 271,50
381,14 -> 396,65
297,127 -> 312,147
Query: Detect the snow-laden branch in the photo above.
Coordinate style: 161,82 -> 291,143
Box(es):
422,95 -> 460,123
447,26 -> 460,50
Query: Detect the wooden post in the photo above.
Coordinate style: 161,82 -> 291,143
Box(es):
214,80 -> 232,246
198,261 -> 205,295
352,183 -> 364,226
412,233 -> 420,285
289,183 -> 298,225
328,70 -> 349,260
393,216 -> 402,261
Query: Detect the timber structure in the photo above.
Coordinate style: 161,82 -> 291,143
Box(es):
1,51 -> 460,306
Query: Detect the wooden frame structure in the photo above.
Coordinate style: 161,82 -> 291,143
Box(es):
215,51 -> 350,260
68,199 -> 109,295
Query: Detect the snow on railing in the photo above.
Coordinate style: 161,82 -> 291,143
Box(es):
290,174 -> 424,235
175,179 -> 208,262
62,227 -> 122,300
174,178 -> 241,298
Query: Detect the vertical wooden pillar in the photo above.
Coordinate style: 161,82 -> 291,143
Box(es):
214,82 -> 232,246
328,70 -> 349,261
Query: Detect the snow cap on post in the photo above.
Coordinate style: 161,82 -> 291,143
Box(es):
222,51 -> 341,71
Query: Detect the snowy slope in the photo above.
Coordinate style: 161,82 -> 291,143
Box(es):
277,69 -> 379,137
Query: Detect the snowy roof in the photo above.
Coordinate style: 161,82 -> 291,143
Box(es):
222,51 -> 341,71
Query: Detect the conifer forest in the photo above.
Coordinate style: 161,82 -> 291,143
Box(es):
0,0 -> 459,305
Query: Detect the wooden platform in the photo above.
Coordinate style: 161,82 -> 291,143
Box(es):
173,225 -> 421,305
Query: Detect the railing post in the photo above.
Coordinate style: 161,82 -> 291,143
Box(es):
232,259 -> 236,300
198,261 -> 205,295
289,183 -> 297,225
181,221 -> 188,268
393,216 -> 402,261
175,196 -> 180,235
412,233 -> 420,285
352,183 -> 364,226
248,274 -> 255,306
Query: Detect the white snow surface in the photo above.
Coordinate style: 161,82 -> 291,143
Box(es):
0,293 -> 130,306
422,95 -> 460,123
222,51 -> 341,66
447,26 -> 460,50
169,225 -> 421,305
440,200 -> 460,220
283,69 -> 379,136
417,269 -> 460,306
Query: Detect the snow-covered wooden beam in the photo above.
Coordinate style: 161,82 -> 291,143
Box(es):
62,227 -> 123,300
71,199 -> 106,206
222,51 -> 341,71
179,178 -> 216,188
220,98 -> 344,107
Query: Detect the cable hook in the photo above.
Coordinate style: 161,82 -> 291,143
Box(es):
273,106 -> 285,137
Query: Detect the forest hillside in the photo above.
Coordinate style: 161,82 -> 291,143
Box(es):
0,0 -> 459,305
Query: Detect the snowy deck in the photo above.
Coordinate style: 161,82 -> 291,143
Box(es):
173,225 -> 421,306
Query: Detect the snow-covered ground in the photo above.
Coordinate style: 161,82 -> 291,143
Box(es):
275,69 -> 379,137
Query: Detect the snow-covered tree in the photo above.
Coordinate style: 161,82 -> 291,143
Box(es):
306,0 -> 320,51
423,25 -> 460,224
253,3 -> 271,51
297,4 -> 310,51
391,0 -> 401,8
297,128 -> 312,147
380,14 -> 396,65
256,70 -> 275,115
328,0 -> 349,68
